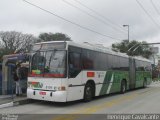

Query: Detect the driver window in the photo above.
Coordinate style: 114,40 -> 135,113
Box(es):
69,52 -> 81,78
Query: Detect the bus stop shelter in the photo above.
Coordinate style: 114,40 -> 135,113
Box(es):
2,53 -> 29,95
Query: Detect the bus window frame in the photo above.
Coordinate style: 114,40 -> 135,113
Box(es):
29,49 -> 67,78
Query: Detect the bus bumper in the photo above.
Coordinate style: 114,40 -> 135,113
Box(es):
27,89 -> 67,102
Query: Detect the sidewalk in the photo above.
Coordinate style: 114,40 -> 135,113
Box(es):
0,94 -> 35,109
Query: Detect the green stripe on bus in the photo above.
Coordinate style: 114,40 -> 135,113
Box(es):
99,71 -> 113,95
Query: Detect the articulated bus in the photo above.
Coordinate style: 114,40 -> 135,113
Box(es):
27,41 -> 152,102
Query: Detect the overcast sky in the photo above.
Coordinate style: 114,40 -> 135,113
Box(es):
1,0 -> 160,47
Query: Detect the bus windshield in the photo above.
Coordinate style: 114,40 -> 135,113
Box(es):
29,50 -> 66,78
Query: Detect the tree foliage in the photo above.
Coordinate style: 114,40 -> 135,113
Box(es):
38,32 -> 71,42
0,31 -> 71,62
0,31 -> 37,61
112,40 -> 152,58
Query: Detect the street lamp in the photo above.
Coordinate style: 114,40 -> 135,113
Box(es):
123,25 -> 129,43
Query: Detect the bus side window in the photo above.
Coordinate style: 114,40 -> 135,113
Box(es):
69,52 -> 81,78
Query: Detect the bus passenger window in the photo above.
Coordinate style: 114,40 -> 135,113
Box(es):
69,52 -> 81,78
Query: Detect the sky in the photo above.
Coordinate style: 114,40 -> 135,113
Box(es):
1,0 -> 160,47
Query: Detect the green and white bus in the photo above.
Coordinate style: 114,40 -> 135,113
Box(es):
27,41 -> 152,102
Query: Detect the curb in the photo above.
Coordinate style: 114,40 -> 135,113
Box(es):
13,99 -> 36,106
0,99 -> 36,109
0,102 -> 14,109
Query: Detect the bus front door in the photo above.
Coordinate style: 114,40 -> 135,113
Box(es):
67,52 -> 83,101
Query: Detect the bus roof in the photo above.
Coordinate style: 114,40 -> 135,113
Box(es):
35,41 -> 151,62
67,41 -> 129,58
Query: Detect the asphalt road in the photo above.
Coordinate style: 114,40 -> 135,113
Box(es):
0,81 -> 160,120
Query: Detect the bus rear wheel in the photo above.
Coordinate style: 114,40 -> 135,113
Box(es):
121,80 -> 126,94
84,83 -> 93,102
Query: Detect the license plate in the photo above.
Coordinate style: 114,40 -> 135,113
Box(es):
39,91 -> 46,95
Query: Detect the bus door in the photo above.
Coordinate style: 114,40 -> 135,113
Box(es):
67,46 -> 83,101
68,51 -> 82,85
129,57 -> 136,89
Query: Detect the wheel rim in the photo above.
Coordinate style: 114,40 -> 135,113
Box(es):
86,86 -> 92,100
122,83 -> 126,92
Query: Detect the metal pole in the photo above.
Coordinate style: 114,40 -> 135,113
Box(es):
123,25 -> 129,43
11,71 -> 14,101
128,25 -> 129,43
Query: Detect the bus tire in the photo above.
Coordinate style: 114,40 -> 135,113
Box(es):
120,80 -> 126,94
143,79 -> 147,88
83,83 -> 93,102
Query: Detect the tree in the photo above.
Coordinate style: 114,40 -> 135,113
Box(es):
112,40 -> 152,58
38,32 -> 71,42
0,31 -> 37,61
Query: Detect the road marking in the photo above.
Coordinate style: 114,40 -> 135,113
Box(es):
52,115 -> 77,120
51,93 -> 139,120
79,93 -> 139,114
51,86 -> 160,120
